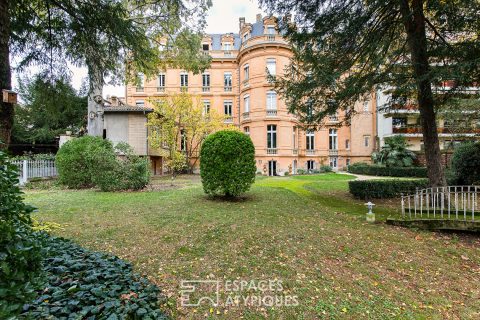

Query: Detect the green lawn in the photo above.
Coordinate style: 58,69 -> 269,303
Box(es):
25,173 -> 480,319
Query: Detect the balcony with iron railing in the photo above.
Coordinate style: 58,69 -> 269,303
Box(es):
305,149 -> 316,156
240,34 -> 290,51
292,149 -> 298,155
224,86 -> 232,92
180,86 -> 188,92
136,87 -> 144,92
329,149 -> 339,156
266,148 -> 278,155
157,86 -> 165,93
392,125 -> 480,135
202,86 -> 210,92
266,109 -> 278,117
242,112 -> 250,120
224,116 -> 233,123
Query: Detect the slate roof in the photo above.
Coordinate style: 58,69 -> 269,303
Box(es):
209,20 -> 266,50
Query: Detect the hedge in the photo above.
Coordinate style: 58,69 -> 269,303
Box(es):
348,179 -> 429,199
348,164 -> 427,178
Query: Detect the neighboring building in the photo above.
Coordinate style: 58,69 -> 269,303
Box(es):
123,14 -> 377,175
376,88 -> 480,165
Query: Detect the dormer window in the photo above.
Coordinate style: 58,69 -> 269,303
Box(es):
267,26 -> 276,34
202,44 -> 209,51
223,42 -> 232,51
243,33 -> 250,41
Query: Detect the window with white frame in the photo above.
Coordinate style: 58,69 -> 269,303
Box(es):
293,127 -> 296,149
267,26 -> 276,34
224,72 -> 232,91
244,64 -> 249,81
266,58 -> 276,76
364,135 -> 370,147
329,129 -> 338,150
345,139 -> 350,150
363,100 -> 370,112
203,100 -> 210,115
136,100 -> 145,107
244,95 -> 250,113
180,72 -> 188,87
244,126 -> 250,136
266,91 -> 277,110
202,43 -> 209,51
306,130 -> 315,150
267,125 -> 277,149
158,73 -> 165,88
202,73 -> 210,90
137,73 -> 145,91
223,42 -> 231,51
180,129 -> 186,151
307,160 -> 315,171
224,100 -> 232,117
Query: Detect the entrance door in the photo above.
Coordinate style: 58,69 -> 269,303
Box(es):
268,160 -> 277,176
329,157 -> 338,170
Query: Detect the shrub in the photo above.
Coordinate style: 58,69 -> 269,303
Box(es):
0,149 -> 43,317
56,136 -> 115,189
348,179 -> 429,199
93,143 -> 150,191
320,165 -> 332,173
22,235 -> 167,319
296,169 -> 306,175
200,130 -> 256,197
450,142 -> 480,185
348,164 -> 427,178
56,137 -> 150,191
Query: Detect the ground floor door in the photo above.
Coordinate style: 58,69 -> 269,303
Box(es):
268,160 -> 277,176
329,157 -> 338,170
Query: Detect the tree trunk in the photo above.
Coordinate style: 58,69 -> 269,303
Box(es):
87,64 -> 104,136
399,0 -> 446,187
0,0 -> 12,149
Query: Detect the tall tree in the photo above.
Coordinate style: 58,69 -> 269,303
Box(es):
12,74 -> 87,145
0,0 -> 12,148
147,93 -> 226,176
1,0 -> 211,146
260,0 -> 480,187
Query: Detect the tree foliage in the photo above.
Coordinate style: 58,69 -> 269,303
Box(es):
450,142 -> 480,185
12,74 -> 86,145
0,148 -> 43,317
259,0 -> 480,186
147,93 -> 227,175
372,135 -> 417,167
200,130 -> 256,197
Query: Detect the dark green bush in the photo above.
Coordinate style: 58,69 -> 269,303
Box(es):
320,165 -> 332,173
93,143 -> 150,191
450,142 -> 480,185
22,235 -> 167,319
56,137 -> 150,191
348,164 -> 427,177
0,149 -> 43,317
56,136 -> 115,189
200,130 -> 256,197
348,179 -> 429,199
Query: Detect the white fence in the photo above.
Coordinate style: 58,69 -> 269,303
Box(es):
11,160 -> 57,185
401,186 -> 479,221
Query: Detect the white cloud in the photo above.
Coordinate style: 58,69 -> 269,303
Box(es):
13,0 -> 266,99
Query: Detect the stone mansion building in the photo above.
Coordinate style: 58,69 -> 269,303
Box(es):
111,15 -> 377,176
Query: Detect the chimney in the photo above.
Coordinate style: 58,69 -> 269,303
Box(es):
239,17 -> 245,29
256,14 -> 262,22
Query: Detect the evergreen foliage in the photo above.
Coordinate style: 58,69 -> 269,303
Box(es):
372,136 -> 417,167
450,142 -> 480,185
200,130 -> 256,197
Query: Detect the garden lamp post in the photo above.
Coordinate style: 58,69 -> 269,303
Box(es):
365,202 -> 375,222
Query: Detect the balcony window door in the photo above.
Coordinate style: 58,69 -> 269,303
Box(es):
266,91 -> 277,110
329,129 -> 338,150
224,72 -> 232,91
224,101 -> 233,117
244,95 -> 250,113
157,73 -> 165,91
180,72 -> 188,89
202,73 -> 210,91
267,125 -> 277,149
306,130 -> 315,151
266,58 -> 276,76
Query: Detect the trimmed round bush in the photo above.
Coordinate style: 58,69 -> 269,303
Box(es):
56,136 -> 115,189
200,130 -> 256,197
450,142 -> 480,185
